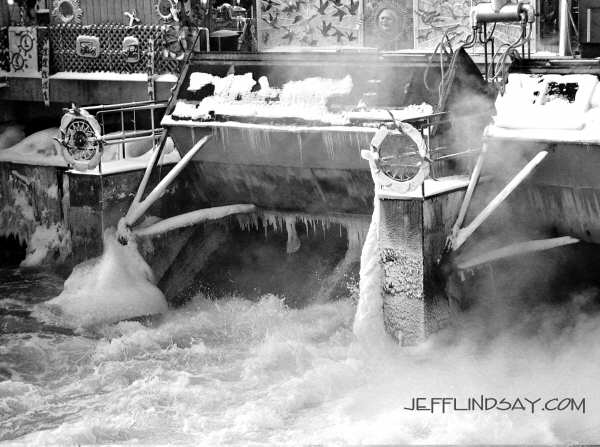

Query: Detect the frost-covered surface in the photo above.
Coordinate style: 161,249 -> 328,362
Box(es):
80,138 -> 179,175
33,231 -> 168,328
0,124 -> 26,150
0,163 -> 67,265
0,128 -> 66,167
175,73 -> 354,125
50,72 -> 148,81
0,127 -> 178,171
491,73 -> 600,141
175,72 -> 434,126
20,223 -> 71,267
353,199 -> 394,349
236,210 -> 370,254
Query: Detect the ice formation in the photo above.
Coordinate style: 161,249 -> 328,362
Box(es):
492,73 -> 600,139
0,161 -> 68,266
20,223 -> 71,267
34,231 -> 168,328
0,128 -> 65,167
174,71 -> 434,127
236,210 -> 369,254
85,138 -> 179,175
0,124 -> 25,149
175,72 -> 355,125
352,199 -> 396,349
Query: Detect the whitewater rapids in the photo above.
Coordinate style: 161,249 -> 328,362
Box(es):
2,273 -> 600,444
2,203 -> 600,444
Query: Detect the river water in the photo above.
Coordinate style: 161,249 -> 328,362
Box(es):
2,258 -> 600,444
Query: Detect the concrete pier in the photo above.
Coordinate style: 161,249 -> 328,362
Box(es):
377,178 -> 468,344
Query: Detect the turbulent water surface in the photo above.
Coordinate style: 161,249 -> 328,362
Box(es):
1,265 -> 600,445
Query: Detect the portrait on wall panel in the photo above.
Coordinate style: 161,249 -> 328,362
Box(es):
363,0 -> 412,50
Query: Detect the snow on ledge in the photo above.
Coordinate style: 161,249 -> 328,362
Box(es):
51,71 -> 148,81
0,70 -> 41,79
0,71 -> 179,83
71,150 -> 181,176
485,125 -> 600,144
162,115 -> 380,134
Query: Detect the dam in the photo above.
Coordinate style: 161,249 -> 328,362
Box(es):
1,0 -> 600,443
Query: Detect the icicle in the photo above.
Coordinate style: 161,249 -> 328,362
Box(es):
284,218 -> 300,254
234,209 -> 370,256
322,132 -> 336,160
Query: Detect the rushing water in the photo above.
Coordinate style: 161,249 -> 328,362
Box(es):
2,262 -> 600,445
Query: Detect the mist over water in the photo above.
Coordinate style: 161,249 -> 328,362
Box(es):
2,258 -> 600,445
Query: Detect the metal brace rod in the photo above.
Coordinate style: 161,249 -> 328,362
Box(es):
129,130 -> 170,211
124,135 -> 211,228
133,204 -> 257,238
457,236 -> 579,270
453,150 -> 548,251
447,144 -> 487,250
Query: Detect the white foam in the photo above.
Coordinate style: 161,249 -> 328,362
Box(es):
34,231 -> 168,328
9,291 -> 600,444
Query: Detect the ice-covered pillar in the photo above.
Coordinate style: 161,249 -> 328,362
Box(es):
377,189 -> 466,345
360,127 -> 470,345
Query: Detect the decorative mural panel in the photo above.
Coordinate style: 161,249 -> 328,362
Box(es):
257,0 -> 363,50
8,26 -> 38,73
413,0 -> 535,52
49,25 -> 180,74
363,0 -> 412,50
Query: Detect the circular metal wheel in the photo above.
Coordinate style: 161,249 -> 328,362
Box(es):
10,53 -> 25,71
63,118 -> 100,162
154,0 -> 179,22
364,121 -> 430,194
52,0 -> 83,24
19,33 -> 34,52
377,131 -> 424,182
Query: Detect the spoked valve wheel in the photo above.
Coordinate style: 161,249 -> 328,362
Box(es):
363,119 -> 431,194
57,108 -> 103,171
377,130 -> 426,182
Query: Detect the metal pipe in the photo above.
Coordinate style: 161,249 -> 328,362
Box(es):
124,135 -> 211,227
102,128 -> 161,143
133,204 -> 257,237
457,236 -> 579,270
453,150 -> 548,251
120,110 -> 125,160
83,100 -> 156,112
558,0 -> 570,56
128,131 -> 170,215
471,1 -> 535,27
448,144 -> 487,250
197,27 -> 210,52
484,22 -> 488,81
103,134 -> 160,145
